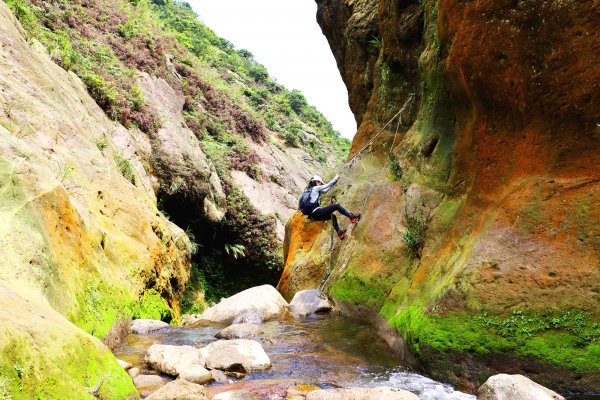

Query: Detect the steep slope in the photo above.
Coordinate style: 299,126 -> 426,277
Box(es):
0,0 -> 347,396
281,0 -> 600,393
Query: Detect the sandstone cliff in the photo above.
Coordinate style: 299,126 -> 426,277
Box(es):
0,0 -> 346,396
280,0 -> 599,393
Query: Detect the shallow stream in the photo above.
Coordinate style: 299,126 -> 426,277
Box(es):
115,314 -> 596,399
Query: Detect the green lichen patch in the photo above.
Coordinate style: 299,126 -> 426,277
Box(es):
138,288 -> 172,322
388,305 -> 600,373
68,279 -> 138,339
0,329 -> 137,399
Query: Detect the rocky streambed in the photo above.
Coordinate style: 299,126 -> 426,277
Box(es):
113,286 -> 585,399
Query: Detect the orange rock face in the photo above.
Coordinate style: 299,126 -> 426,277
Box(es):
284,0 -> 600,391
278,211 -> 327,301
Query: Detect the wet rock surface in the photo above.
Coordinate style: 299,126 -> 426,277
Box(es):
145,378 -> 208,400
131,319 -> 170,335
145,343 -> 209,382
116,313 -> 478,400
200,339 -> 272,372
216,323 -> 264,340
133,374 -> 167,397
477,374 -> 565,400
305,387 -> 420,400
289,290 -> 334,317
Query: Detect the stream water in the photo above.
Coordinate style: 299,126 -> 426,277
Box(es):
115,313 -> 597,399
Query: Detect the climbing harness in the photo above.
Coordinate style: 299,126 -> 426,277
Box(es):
318,94 -> 415,291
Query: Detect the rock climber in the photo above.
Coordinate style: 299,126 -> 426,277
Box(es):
298,175 -> 361,240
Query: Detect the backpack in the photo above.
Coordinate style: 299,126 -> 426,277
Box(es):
298,188 -> 317,215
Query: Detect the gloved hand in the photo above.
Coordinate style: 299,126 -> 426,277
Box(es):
334,174 -> 340,182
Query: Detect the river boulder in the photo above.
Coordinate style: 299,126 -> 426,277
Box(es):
133,374 -> 167,397
145,379 -> 208,400
305,387 -> 419,400
131,319 -> 170,334
116,359 -> 133,370
216,323 -> 263,340
477,374 -> 565,400
207,379 -> 313,400
186,285 -> 288,325
289,289 -> 334,317
199,339 -> 271,372
145,344 -> 211,384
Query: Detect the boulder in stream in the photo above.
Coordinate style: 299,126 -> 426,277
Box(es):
289,289 -> 334,317
116,359 -> 132,370
477,374 -> 565,400
128,367 -> 140,379
200,339 -> 271,372
145,378 -> 208,400
210,369 -> 230,383
145,344 -> 211,384
133,374 -> 167,398
131,319 -> 169,334
215,323 -> 263,340
185,285 -> 288,325
207,379 -> 311,400
305,387 -> 420,400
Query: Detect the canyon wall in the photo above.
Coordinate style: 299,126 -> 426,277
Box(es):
281,0 -> 600,392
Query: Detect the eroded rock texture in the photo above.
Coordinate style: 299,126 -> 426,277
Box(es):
281,0 -> 600,392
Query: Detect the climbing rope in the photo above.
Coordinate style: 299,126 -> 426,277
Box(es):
318,94 -> 415,291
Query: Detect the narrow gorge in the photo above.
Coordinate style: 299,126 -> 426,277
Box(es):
0,0 -> 598,399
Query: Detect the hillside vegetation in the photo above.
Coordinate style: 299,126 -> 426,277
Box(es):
6,0 -> 350,308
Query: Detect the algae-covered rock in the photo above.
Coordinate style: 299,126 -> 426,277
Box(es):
295,0 -> 600,392
0,286 -> 138,399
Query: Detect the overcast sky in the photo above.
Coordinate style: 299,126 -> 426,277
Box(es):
186,0 -> 357,139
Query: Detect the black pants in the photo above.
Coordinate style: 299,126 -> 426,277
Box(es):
310,204 -> 351,232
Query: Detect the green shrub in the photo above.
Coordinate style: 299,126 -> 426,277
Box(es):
403,213 -> 427,258
95,137 -> 108,151
55,162 -> 74,183
389,154 -> 403,180
115,154 -> 136,184
289,89 -> 308,115
368,36 -> 383,49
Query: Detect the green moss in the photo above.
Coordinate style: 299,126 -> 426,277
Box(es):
430,198 -> 463,231
69,279 -> 137,339
138,289 -> 172,322
115,154 -> 136,185
0,329 -> 137,399
520,195 -> 542,234
330,269 -> 397,310
573,194 -> 593,244
387,305 -> 600,373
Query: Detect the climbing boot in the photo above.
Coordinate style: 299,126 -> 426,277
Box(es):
349,213 -> 361,223
337,229 -> 347,240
